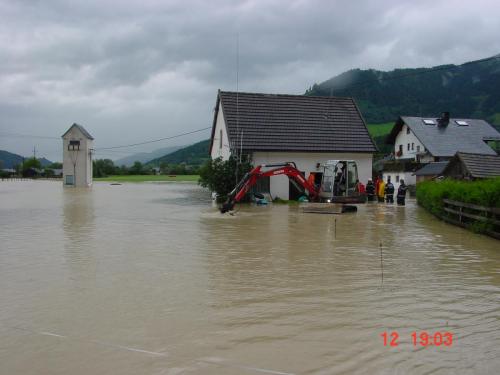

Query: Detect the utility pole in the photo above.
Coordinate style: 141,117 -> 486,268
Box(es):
33,146 -> 36,159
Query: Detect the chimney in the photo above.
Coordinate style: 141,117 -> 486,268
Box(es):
438,112 -> 450,127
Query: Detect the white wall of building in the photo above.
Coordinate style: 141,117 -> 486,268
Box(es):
62,127 -> 93,187
382,171 -> 415,190
252,151 -> 373,199
394,124 -> 426,161
210,108 -> 231,160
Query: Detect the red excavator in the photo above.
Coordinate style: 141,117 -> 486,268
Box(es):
220,160 -> 366,213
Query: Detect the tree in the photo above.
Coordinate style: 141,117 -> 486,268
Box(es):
23,157 -> 41,171
130,161 -> 144,175
198,155 -> 252,200
47,162 -> 62,169
93,159 -> 117,177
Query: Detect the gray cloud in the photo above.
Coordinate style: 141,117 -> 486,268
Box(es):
1,0 -> 500,161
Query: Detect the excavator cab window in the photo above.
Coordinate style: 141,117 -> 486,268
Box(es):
346,162 -> 358,196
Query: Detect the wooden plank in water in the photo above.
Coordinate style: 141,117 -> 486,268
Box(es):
301,203 -> 344,214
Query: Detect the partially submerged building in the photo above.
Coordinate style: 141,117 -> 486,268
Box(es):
442,152 -> 500,180
62,123 -> 94,187
209,90 -> 377,199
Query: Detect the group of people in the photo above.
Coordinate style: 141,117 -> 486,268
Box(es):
357,176 -> 407,205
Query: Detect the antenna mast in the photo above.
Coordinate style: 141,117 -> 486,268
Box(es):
235,32 -> 240,183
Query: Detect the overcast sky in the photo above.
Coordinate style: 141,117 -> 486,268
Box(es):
1,0 -> 500,162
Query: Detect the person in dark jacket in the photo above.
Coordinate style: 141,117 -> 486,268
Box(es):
397,179 -> 408,206
385,177 -> 395,204
366,179 -> 375,201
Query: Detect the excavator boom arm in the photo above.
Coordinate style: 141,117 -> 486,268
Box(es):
221,163 -> 318,213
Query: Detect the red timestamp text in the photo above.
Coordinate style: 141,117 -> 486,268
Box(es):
380,331 -> 453,347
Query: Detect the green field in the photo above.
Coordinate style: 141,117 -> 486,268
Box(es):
95,175 -> 199,182
366,122 -> 394,137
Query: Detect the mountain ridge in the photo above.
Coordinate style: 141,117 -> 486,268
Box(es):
306,54 -> 500,126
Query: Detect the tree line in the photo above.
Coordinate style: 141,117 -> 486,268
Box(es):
92,159 -> 200,177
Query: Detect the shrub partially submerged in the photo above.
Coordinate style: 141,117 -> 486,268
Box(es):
417,178 -> 500,213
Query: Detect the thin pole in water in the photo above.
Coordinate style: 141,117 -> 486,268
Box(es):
334,218 -> 337,239
380,241 -> 384,285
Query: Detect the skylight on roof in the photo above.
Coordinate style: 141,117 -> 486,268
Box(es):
423,119 -> 435,125
455,120 -> 469,126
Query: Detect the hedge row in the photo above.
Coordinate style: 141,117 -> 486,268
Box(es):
416,178 -> 500,216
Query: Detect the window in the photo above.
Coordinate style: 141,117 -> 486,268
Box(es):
68,140 -> 80,151
396,175 -> 400,182
65,175 -> 74,185
406,127 -> 410,134
455,120 -> 468,126
423,119 -> 436,125
397,144 -> 403,157
407,143 -> 410,151
412,143 -> 414,151
219,129 -> 223,149
417,145 -> 420,152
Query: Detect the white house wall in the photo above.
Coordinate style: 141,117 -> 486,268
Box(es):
210,108 -> 231,160
252,152 -> 373,200
394,124 -> 425,160
382,171 -> 416,189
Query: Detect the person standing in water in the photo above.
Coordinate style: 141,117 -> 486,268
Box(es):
385,177 -> 395,204
378,178 -> 385,203
397,179 -> 408,206
366,179 -> 375,201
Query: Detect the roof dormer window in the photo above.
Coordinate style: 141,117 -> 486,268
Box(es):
423,119 -> 436,125
455,120 -> 469,126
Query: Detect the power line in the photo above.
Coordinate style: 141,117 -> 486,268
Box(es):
94,126 -> 212,150
0,132 -> 60,140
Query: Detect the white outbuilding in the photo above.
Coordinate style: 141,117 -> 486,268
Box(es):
62,123 -> 94,187
209,90 -> 377,200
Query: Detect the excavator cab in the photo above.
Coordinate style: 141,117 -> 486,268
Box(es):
318,160 -> 365,203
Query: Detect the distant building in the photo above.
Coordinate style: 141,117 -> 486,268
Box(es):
209,90 -> 377,199
442,152 -> 500,180
413,162 -> 449,183
62,123 -> 94,187
1,168 -> 16,177
383,112 -> 500,187
386,112 -> 499,163
51,168 -> 63,177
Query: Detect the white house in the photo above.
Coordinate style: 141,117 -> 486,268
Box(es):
384,113 -> 500,186
62,123 -> 94,187
209,90 -> 377,200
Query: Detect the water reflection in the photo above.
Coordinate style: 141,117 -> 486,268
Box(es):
63,187 -> 96,282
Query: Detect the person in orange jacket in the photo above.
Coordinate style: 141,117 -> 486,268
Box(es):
377,178 -> 385,203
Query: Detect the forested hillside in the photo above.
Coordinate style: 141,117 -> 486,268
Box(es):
306,55 -> 500,127
147,139 -> 210,166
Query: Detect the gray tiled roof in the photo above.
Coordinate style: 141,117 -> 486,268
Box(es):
414,161 -> 449,176
387,116 -> 499,157
61,123 -> 94,140
455,152 -> 500,178
213,91 -> 377,153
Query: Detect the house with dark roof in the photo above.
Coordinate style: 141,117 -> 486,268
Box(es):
442,152 -> 500,180
209,90 -> 377,199
384,112 -> 500,186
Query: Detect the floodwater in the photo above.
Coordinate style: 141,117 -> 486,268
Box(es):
0,181 -> 499,375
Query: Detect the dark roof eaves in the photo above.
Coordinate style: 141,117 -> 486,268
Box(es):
61,123 -> 94,140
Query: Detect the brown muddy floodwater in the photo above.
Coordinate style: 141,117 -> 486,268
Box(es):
0,181 -> 499,375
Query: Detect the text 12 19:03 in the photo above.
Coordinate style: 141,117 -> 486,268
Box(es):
381,331 -> 453,347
